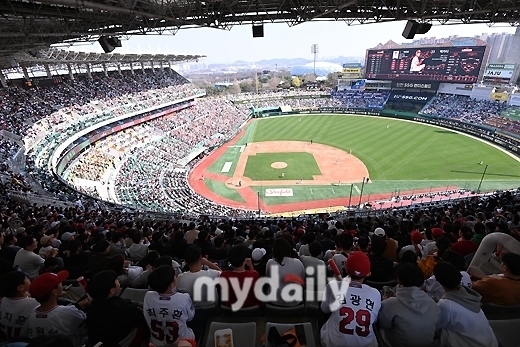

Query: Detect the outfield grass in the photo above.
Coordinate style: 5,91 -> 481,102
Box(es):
252,115 -> 520,181
243,152 -> 321,180
204,114 -> 520,206
204,179 -> 245,203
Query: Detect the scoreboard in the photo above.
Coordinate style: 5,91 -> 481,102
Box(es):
365,46 -> 486,83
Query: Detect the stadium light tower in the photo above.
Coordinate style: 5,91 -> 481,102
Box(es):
311,44 -> 319,77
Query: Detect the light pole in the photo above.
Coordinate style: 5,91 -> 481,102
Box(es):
477,164 -> 488,194
348,184 -> 353,208
311,44 -> 319,77
358,177 -> 367,208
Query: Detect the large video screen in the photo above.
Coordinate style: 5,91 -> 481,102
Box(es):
365,46 -> 486,83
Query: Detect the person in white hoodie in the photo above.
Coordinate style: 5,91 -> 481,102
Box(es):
378,263 -> 440,347
434,262 -> 498,347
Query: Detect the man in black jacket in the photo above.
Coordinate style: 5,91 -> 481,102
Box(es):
86,270 -> 149,347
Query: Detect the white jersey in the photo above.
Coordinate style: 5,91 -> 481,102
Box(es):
0,296 -> 39,339
143,291 -> 195,347
28,305 -> 87,346
320,280 -> 381,347
177,269 -> 221,309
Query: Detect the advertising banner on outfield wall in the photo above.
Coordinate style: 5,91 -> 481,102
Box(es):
265,188 -> 293,197
509,95 -> 520,106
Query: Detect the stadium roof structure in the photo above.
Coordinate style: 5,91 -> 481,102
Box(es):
1,0 -> 520,62
0,48 -> 204,74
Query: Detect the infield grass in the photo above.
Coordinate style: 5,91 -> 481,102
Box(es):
204,179 -> 245,203
243,152 -> 321,180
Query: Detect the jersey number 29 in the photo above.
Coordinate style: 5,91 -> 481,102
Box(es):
339,307 -> 371,337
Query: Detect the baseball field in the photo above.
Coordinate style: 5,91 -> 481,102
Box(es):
188,114 -> 520,214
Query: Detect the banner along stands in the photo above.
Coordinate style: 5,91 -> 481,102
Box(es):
509,94 -> 520,107
483,63 -> 516,84
388,91 -> 434,104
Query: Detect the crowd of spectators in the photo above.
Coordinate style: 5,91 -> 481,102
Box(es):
112,98 -> 251,215
331,90 -> 391,109
0,182 -> 519,347
420,94 -> 509,124
247,96 -> 342,110
0,69 -> 203,209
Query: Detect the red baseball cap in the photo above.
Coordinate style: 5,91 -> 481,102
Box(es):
431,228 -> 444,238
346,251 -> 371,278
411,231 -> 423,244
29,270 -> 69,299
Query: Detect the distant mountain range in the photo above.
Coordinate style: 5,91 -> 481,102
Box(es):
206,56 -> 364,69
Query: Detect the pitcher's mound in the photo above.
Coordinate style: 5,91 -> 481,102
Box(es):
271,162 -> 288,169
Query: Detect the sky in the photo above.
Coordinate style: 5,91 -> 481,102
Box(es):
68,21 -> 518,64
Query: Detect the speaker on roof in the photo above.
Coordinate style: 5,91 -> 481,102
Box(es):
402,20 -> 419,40
402,20 -> 432,39
106,37 -> 122,48
98,36 -> 121,53
252,24 -> 264,38
417,22 -> 432,35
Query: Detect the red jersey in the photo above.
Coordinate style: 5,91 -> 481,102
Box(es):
220,270 -> 260,310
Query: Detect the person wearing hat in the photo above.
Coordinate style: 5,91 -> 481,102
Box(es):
13,236 -> 45,280
373,227 -> 398,262
320,251 -> 381,347
38,235 -> 57,259
378,263 -> 440,347
251,246 -> 267,276
398,231 -> 424,260
27,270 -> 89,346
422,227 -> 445,258
0,271 -> 39,340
